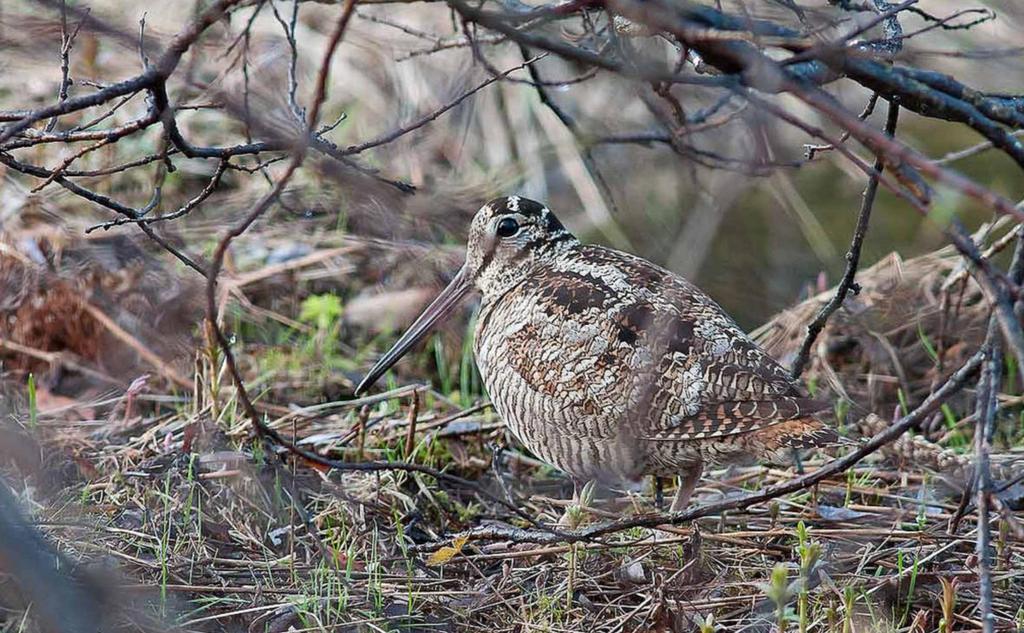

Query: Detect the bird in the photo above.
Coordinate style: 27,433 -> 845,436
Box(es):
357,196 -> 837,511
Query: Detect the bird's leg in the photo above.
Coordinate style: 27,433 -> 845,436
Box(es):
489,442 -> 515,505
791,448 -> 805,474
654,476 -> 665,510
670,461 -> 704,512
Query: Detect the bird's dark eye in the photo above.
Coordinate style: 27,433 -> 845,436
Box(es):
495,217 -> 520,238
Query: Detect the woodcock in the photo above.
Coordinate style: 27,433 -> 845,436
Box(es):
357,197 -> 837,510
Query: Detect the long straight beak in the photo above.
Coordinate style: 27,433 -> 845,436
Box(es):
355,265 -> 472,394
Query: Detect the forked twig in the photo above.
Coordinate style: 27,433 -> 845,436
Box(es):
790,99 -> 900,379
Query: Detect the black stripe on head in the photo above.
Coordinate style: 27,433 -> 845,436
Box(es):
509,197 -> 570,235
491,196 -> 547,219
541,207 -> 567,234
512,197 -> 546,217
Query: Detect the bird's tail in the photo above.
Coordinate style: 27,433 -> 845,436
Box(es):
753,417 -> 841,462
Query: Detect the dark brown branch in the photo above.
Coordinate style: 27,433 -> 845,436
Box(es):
842,60 -> 1024,170
446,0 -> 730,86
0,72 -> 159,145
85,160 -> 229,232
790,85 -> 1023,221
2,112 -> 158,150
973,331 -> 1000,633
148,82 -> 415,193
790,99 -> 899,378
44,1 -> 88,133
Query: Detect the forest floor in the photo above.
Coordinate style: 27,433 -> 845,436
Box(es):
2,214 -> 1023,633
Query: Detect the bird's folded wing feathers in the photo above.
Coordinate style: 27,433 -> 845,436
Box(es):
643,397 -> 833,441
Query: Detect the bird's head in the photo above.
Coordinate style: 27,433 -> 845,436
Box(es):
464,195 -> 578,296
356,196 -> 577,393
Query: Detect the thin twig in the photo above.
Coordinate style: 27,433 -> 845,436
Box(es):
791,99 -> 900,378
86,160 -> 229,232
44,0 -> 88,133
973,325 -> 1001,633
341,54 -> 544,155
403,391 -> 420,458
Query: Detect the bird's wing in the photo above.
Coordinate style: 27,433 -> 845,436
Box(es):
642,397 -> 833,441
580,246 -> 829,439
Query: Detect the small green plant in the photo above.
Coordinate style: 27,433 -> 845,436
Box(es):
897,549 -> 920,626
26,373 -> 37,429
761,563 -> 796,632
941,404 -> 967,449
917,324 -> 939,365
806,376 -> 818,397
299,293 -> 345,372
432,335 -> 452,395
251,435 -> 266,466
299,293 -> 344,332
1004,354 -> 1018,395
834,399 -> 850,435
795,522 -> 821,633
697,613 -> 716,633
914,481 -> 929,531
560,480 -> 596,529
769,500 -> 781,529
841,585 -> 856,633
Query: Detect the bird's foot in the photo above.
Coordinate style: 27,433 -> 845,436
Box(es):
654,476 -> 666,510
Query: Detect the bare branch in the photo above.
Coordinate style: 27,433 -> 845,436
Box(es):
791,99 -> 899,378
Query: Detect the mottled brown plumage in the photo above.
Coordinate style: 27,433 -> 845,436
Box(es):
358,196 -> 837,509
